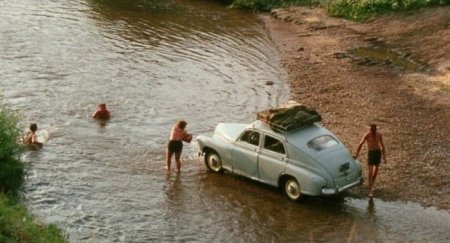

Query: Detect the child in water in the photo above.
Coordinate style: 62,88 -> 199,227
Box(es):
23,123 -> 43,148
166,120 -> 192,172
92,103 -> 111,120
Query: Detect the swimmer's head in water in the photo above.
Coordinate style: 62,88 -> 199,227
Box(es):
30,123 -> 38,132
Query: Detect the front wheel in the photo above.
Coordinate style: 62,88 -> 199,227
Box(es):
205,152 -> 223,173
282,177 -> 302,201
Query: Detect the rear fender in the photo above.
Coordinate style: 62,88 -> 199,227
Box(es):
280,164 -> 327,196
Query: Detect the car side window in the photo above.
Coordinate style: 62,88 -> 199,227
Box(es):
239,130 -> 260,146
263,135 -> 285,155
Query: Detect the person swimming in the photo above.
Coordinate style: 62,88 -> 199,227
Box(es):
92,103 -> 111,120
23,123 -> 43,148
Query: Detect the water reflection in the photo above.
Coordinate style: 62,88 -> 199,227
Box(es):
349,46 -> 425,72
89,0 -> 179,12
163,172 -> 182,203
367,197 -> 376,215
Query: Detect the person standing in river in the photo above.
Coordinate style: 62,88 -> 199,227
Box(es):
353,124 -> 387,198
166,120 -> 192,173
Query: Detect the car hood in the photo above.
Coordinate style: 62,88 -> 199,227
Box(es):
214,123 -> 247,142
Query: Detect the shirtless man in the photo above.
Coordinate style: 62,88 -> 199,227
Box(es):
92,103 -> 111,120
23,123 -> 43,148
354,124 -> 387,197
166,120 -> 192,173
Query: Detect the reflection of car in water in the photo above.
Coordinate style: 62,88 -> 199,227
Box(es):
197,103 -> 363,201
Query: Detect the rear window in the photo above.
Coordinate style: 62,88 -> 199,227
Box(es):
307,135 -> 338,151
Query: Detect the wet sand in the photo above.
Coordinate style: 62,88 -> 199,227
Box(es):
261,6 -> 450,209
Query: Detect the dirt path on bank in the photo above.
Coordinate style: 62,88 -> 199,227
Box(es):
261,6 -> 450,209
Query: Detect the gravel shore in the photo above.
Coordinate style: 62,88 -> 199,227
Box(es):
261,6 -> 450,209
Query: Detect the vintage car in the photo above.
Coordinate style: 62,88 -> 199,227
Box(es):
197,104 -> 363,201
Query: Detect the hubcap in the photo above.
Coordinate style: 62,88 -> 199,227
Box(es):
286,180 -> 300,199
208,154 -> 221,171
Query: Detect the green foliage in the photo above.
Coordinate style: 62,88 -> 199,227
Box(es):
229,0 -> 319,12
0,108 -> 21,161
0,194 -> 67,243
326,0 -> 450,21
0,157 -> 24,196
227,0 -> 449,18
0,108 -> 24,194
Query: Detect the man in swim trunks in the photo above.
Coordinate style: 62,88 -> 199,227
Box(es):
354,124 -> 387,197
166,120 -> 192,173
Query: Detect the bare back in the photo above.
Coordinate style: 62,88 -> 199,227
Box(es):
23,131 -> 34,144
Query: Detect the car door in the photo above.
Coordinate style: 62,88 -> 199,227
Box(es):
232,130 -> 260,179
258,134 -> 287,186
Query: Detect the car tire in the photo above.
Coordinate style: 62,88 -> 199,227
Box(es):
282,177 -> 302,201
205,152 -> 223,173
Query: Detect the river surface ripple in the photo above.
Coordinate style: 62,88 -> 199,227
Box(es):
0,0 -> 449,242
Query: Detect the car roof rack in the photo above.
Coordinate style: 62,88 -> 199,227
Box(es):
256,101 -> 322,133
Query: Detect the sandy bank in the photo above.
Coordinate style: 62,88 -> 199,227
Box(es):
261,6 -> 450,209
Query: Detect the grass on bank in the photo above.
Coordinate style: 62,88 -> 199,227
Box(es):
0,106 -> 67,242
227,0 -> 450,20
326,0 -> 450,21
0,195 -> 66,243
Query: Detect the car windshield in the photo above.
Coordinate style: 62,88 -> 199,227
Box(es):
307,135 -> 338,151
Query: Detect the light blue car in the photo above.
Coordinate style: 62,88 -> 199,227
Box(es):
197,120 -> 363,201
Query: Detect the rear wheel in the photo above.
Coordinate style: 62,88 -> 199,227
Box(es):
282,177 -> 302,201
205,152 -> 223,173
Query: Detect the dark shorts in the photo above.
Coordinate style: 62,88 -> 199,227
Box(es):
168,140 -> 183,153
368,149 -> 382,165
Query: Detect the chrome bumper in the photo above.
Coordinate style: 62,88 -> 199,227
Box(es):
321,176 -> 364,196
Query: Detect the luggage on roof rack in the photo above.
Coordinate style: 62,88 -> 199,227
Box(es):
256,102 -> 322,133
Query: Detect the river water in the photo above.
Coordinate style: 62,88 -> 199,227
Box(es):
1,0 -> 449,242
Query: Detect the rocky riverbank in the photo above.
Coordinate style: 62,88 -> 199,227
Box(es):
261,6 -> 450,209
